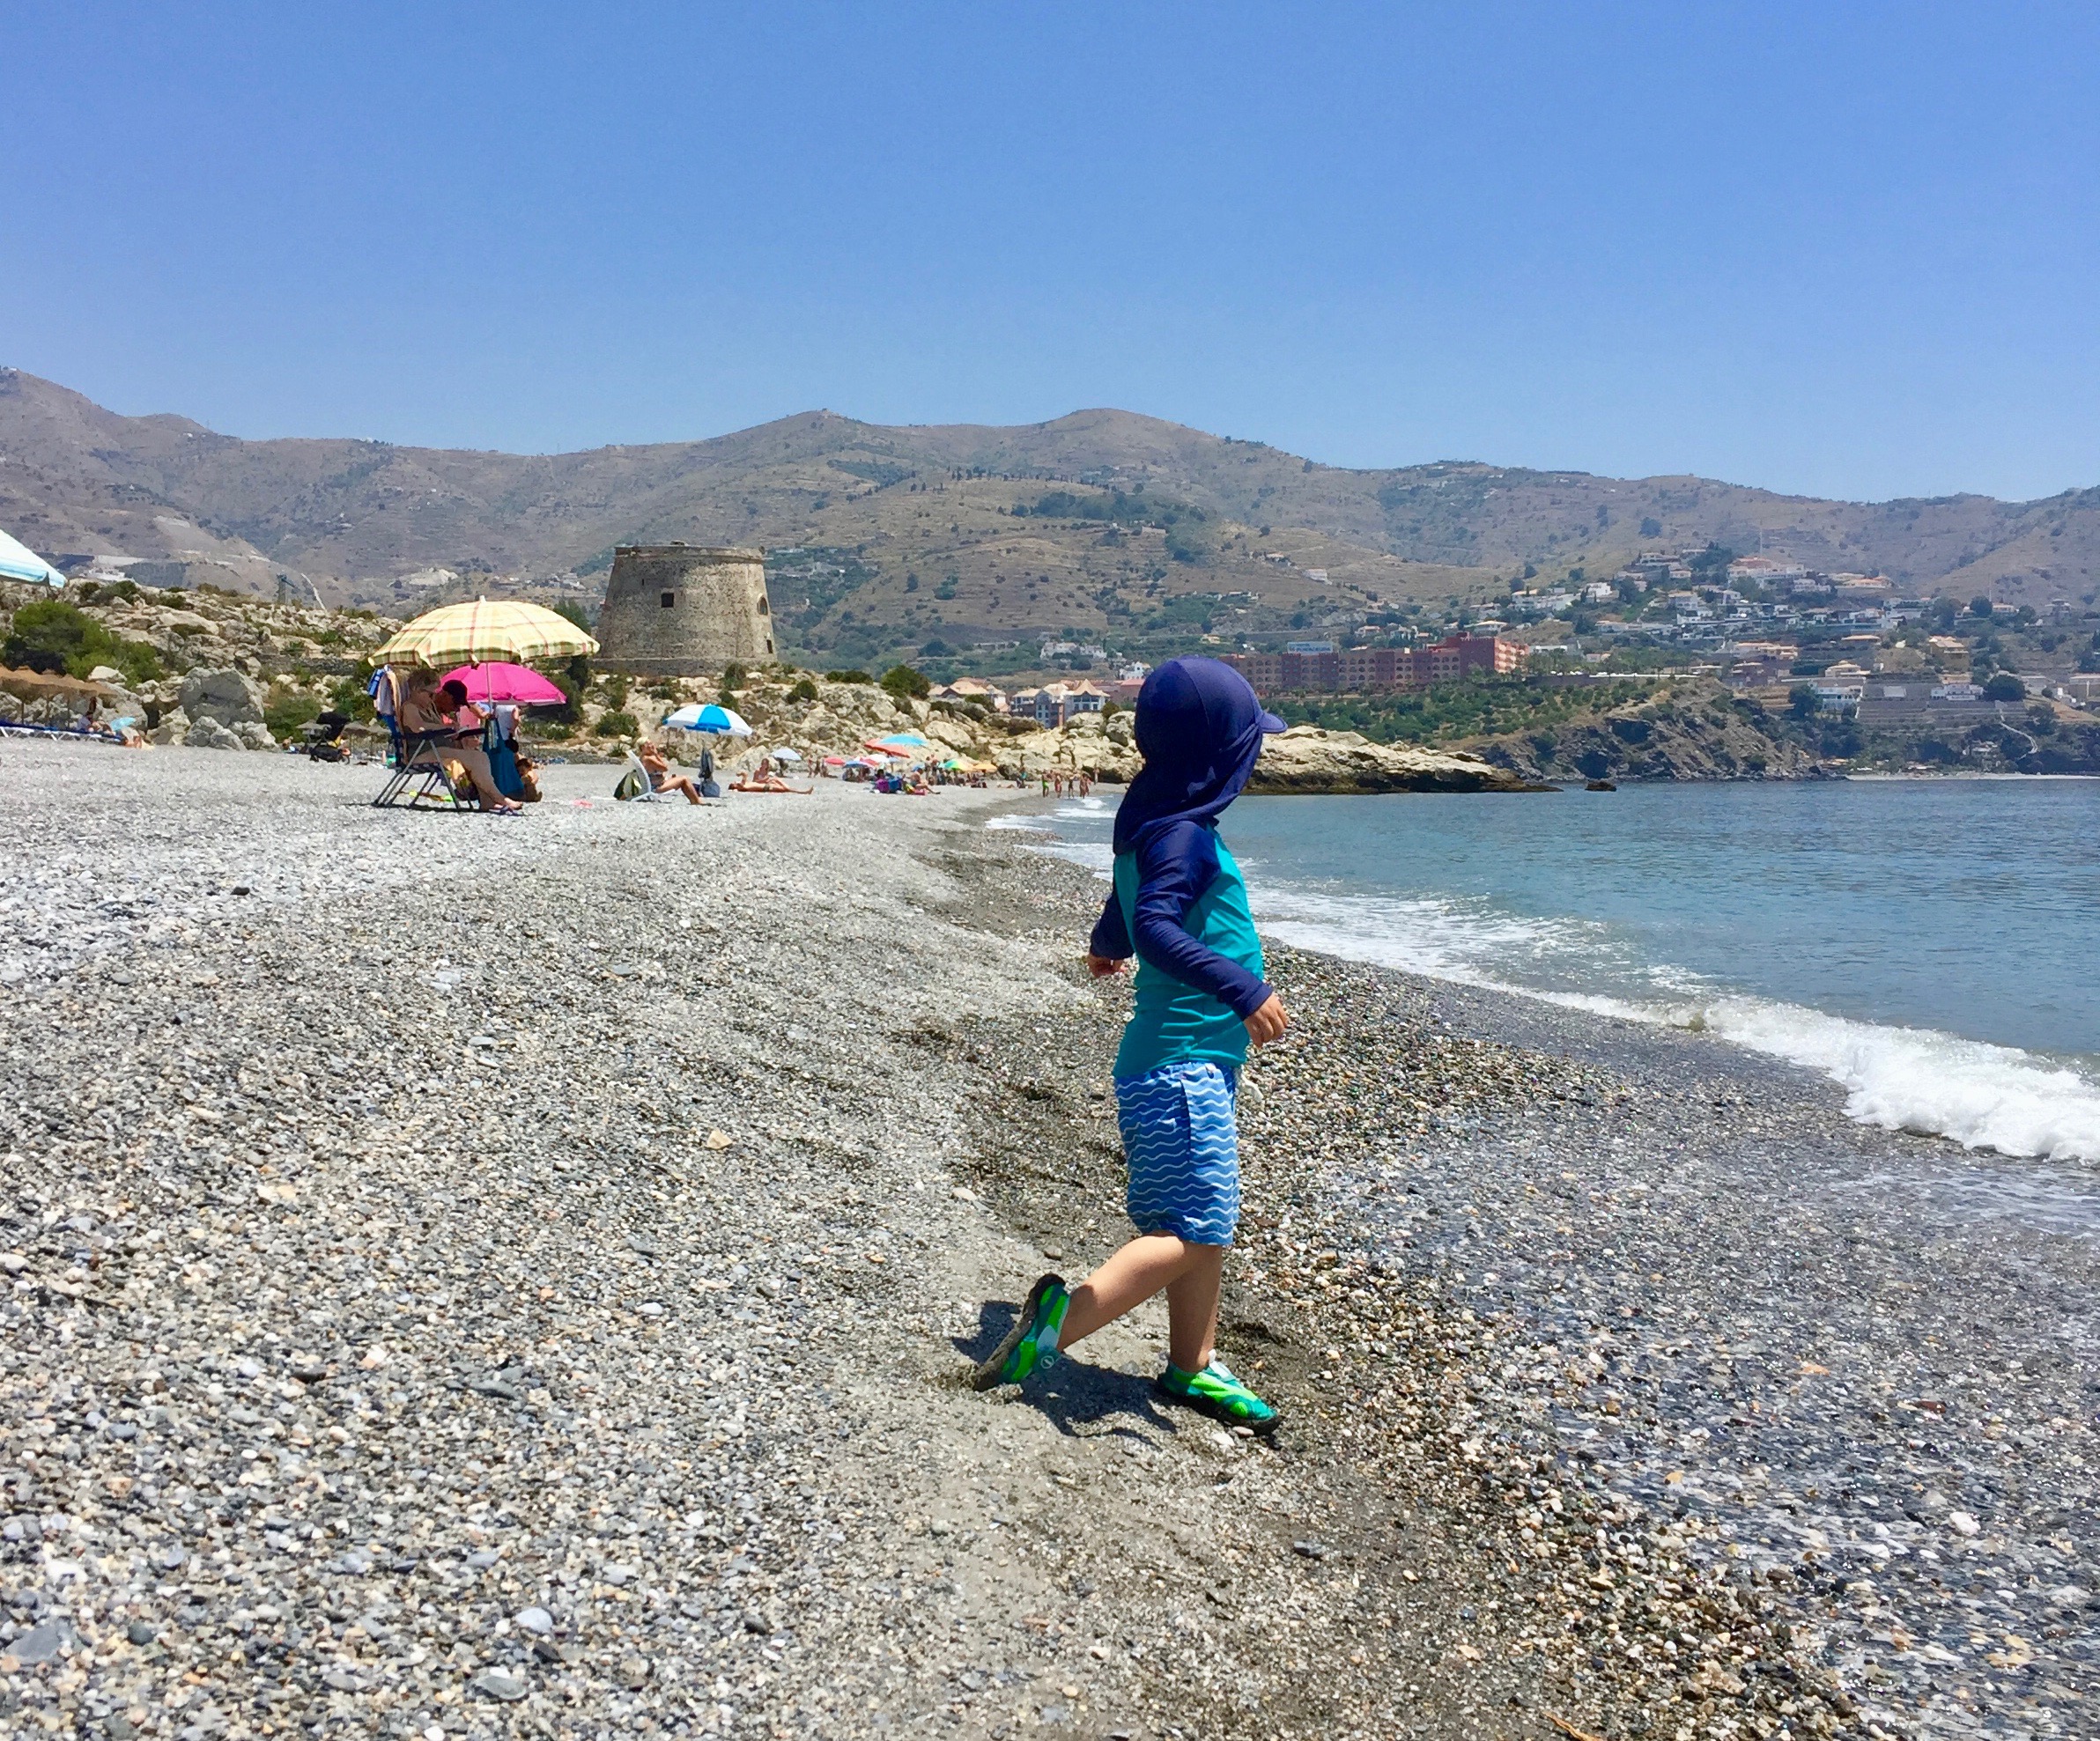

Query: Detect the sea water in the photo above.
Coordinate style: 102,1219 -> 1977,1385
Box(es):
995,778 -> 2100,1164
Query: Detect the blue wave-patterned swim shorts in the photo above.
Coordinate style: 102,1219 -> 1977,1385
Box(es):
1115,1059 -> 1240,1245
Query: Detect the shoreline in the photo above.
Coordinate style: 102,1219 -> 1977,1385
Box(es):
2,744 -> 2090,1740
945,820 -> 2098,1738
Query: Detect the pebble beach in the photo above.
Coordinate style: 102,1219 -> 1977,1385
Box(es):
3,744 -> 2093,1741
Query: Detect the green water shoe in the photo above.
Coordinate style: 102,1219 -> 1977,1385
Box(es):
1157,1359 -> 1278,1434
971,1273 -> 1069,1391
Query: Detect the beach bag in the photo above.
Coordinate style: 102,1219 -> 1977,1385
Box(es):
613,768 -> 647,801
491,738 -> 523,799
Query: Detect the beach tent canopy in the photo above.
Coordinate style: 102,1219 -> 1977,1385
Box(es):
0,527 -> 66,587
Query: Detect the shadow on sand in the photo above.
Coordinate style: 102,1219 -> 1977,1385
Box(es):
954,1300 -> 1185,1448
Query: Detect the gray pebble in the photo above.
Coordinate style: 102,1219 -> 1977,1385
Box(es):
7,1620 -> 70,1664
471,1668 -> 529,1702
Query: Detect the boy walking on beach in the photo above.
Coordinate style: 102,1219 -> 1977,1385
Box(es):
973,659 -> 1289,1432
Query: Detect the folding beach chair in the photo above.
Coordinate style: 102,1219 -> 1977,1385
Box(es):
622,749 -> 677,802
372,722 -> 467,809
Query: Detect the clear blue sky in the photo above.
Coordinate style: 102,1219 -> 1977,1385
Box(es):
6,3 -> 2095,503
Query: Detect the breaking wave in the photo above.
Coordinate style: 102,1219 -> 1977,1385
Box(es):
1255,889 -> 2100,1165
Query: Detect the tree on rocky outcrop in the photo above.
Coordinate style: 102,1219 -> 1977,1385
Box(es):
4,599 -> 162,684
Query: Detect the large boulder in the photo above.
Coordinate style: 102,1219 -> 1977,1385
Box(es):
1244,727 -> 1545,794
184,717 -> 246,751
179,668 -> 267,727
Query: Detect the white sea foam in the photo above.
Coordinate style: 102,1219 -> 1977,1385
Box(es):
1254,888 -> 2100,1165
991,811 -> 2100,1164
1701,999 -> 2100,1163
1043,840 -> 1115,875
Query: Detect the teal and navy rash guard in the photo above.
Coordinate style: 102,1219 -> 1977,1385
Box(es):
1090,819 -> 1271,1077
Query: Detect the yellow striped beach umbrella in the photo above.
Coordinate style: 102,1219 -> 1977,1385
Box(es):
373,598 -> 599,667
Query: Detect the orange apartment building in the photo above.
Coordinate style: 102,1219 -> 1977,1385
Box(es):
1224,634 -> 1525,694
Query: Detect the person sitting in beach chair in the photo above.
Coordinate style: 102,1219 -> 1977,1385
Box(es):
635,740 -> 704,804
373,669 -> 455,807
433,678 -> 521,812
382,671 -> 520,813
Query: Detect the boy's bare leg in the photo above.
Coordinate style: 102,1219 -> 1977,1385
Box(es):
1057,1235 -> 1202,1349
1163,1244 -> 1226,1372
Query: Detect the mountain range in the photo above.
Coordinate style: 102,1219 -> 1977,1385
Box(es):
4,366 -> 2095,666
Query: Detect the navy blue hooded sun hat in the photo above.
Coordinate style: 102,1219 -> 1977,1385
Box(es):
1113,657 -> 1286,857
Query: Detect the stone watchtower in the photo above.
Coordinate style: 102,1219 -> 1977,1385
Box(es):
594,545 -> 775,675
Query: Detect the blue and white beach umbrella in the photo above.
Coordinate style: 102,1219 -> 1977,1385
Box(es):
0,527 -> 66,587
663,702 -> 753,737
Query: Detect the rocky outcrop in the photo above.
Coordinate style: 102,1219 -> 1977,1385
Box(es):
995,710 -> 1140,779
1246,726 -> 1545,794
981,715 -> 1543,793
179,668 -> 268,727
183,717 -> 246,751
1468,682 -> 1820,783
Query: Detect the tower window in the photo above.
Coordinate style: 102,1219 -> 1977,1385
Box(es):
660,591 -> 677,608
756,596 -> 769,615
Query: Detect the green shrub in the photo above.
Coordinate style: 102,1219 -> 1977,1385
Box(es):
881,663 -> 930,701
328,675 -> 376,721
824,668 -> 873,683
265,690 -> 323,740
600,673 -> 631,710
788,677 -> 817,703
594,710 -> 640,737
721,661 -> 749,692
2,599 -> 163,685
1983,672 -> 2025,702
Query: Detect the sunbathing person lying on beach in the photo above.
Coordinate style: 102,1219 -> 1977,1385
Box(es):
729,756 -> 809,793
972,657 -> 1290,1433
638,741 -> 705,804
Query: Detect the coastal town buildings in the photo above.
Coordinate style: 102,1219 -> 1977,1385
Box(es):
1007,680 -> 1110,727
1223,632 -> 1525,695
928,676 -> 1009,712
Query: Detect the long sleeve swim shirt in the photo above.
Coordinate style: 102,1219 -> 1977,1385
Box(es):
1090,819 -> 1271,1077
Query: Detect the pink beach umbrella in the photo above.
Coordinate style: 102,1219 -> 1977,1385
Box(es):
438,661 -> 568,705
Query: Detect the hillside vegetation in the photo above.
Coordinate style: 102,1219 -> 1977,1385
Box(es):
4,370 -> 2097,680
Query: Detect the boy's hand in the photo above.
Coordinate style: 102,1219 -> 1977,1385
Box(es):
1244,993 -> 1289,1046
1084,953 -> 1126,978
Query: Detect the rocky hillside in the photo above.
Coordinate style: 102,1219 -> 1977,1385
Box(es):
1460,676 -> 2100,781
1463,681 -> 1823,784
4,368 -> 2096,658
